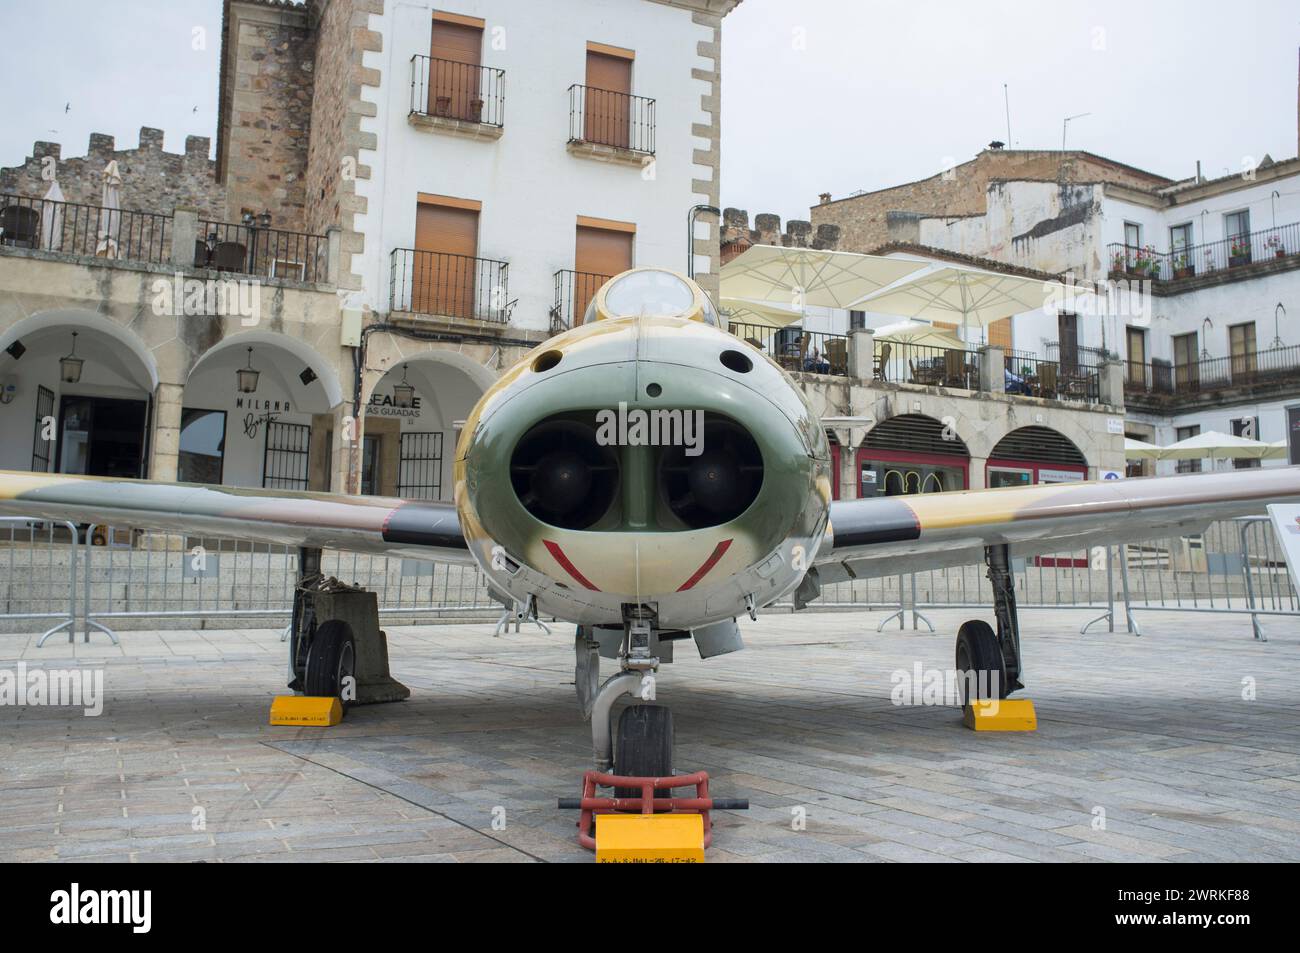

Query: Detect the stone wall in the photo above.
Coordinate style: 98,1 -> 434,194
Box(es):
0,128 -> 224,219
720,208 -> 841,258
304,0 -> 383,291
810,149 -> 1173,253
216,0 -> 316,229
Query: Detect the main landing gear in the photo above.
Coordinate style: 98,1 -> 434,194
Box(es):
954,544 -> 1025,704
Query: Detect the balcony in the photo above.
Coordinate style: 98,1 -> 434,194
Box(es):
551,269 -> 610,333
389,248 -> 510,324
197,218 -> 328,284
0,193 -> 170,265
1124,344 -> 1300,409
1107,221 -> 1300,291
566,84 -> 655,164
729,321 -> 849,377
409,55 -> 505,140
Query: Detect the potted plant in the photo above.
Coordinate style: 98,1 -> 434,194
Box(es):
1203,247 -> 1216,273
1172,253 -> 1194,279
1266,233 -> 1285,259
1229,236 -> 1252,267
1110,250 -> 1126,277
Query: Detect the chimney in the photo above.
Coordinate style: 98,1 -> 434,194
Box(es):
818,192 -> 831,205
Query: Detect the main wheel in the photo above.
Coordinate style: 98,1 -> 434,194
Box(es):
304,619 -> 357,706
955,620 -> 1009,704
613,704 -> 674,800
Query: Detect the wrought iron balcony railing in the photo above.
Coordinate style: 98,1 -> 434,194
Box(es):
0,192 -> 171,265
390,248 -> 510,323
567,84 -> 655,155
1108,221 -> 1300,283
551,269 -> 611,333
196,219 -> 327,283
1124,344 -> 1300,399
410,55 -> 504,127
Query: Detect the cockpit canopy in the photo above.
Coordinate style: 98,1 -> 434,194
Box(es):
582,268 -> 724,328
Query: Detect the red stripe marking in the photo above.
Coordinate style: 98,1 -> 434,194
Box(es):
677,538 -> 733,591
543,539 -> 601,591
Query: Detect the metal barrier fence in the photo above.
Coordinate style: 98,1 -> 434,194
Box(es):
1,517 -> 1295,641
803,516 -> 1298,641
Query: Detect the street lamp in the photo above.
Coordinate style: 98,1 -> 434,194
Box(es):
59,331 -> 84,384
236,347 -> 260,394
392,364 -> 415,408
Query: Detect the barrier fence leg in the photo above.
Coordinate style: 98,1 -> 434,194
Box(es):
909,573 -> 934,632
1118,544 -> 1141,636
81,526 -> 118,645
1081,544 -> 1116,635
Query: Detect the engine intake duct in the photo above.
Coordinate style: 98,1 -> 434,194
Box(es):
659,414 -> 763,529
510,413 -> 620,530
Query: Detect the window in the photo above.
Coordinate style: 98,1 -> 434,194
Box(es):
1124,221 -> 1141,249
1057,312 -> 1079,374
573,216 -> 634,324
1170,223 -> 1193,273
1126,326 -> 1147,385
178,409 -> 226,485
584,42 -> 633,148
1173,331 -> 1199,389
360,434 -> 380,496
428,12 -> 485,121
1175,424 -> 1201,474
1224,209 -> 1250,241
1231,417 -> 1261,469
413,193 -> 481,318
1229,322 -> 1257,378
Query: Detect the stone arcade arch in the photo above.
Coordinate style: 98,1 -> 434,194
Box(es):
181,332 -> 342,490
0,310 -> 158,477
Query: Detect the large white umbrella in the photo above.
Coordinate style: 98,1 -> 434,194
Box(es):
720,296 -> 804,330
95,160 -> 122,259
871,319 -> 964,349
1264,439 -> 1290,461
40,179 -> 65,252
720,244 -> 929,311
853,264 -> 1064,343
1159,430 -> 1277,462
1124,437 -> 1164,460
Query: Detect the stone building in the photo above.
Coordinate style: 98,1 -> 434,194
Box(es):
0,0 -> 739,501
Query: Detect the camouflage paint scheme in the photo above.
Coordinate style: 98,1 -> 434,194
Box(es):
454,270 -> 833,628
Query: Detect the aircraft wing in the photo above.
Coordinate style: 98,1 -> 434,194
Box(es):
814,466 -> 1300,584
0,471 -> 473,564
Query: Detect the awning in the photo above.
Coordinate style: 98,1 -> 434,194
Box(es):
871,319 -> 964,350
1123,437 -> 1164,460
1158,430 -> 1278,461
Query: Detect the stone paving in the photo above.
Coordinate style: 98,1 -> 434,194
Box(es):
1,608 -> 1298,863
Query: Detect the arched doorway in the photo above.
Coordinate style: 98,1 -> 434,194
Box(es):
362,353 -> 489,501
987,426 -> 1089,487
831,413 -> 970,498
182,333 -> 340,489
0,311 -> 157,477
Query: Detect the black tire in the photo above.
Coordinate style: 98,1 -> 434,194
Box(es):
614,704 -> 673,800
955,620 -> 1009,704
304,619 -> 357,706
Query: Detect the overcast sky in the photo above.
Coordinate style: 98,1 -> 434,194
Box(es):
0,0 -> 1296,225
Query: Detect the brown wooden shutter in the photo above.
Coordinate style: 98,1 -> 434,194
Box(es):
584,48 -> 632,148
429,14 -> 483,120
414,196 -> 480,318
574,220 -> 634,324
986,317 -> 1012,350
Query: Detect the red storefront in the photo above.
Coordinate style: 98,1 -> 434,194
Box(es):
831,414 -> 971,499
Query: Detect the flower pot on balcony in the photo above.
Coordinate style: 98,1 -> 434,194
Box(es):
1229,253 -> 1251,267
1173,265 -> 1195,279
1276,249 -> 1287,260
468,99 -> 484,123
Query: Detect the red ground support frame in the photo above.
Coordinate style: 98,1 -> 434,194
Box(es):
557,770 -> 749,851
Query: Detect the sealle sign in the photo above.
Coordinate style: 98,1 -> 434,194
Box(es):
367,391 -> 423,420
